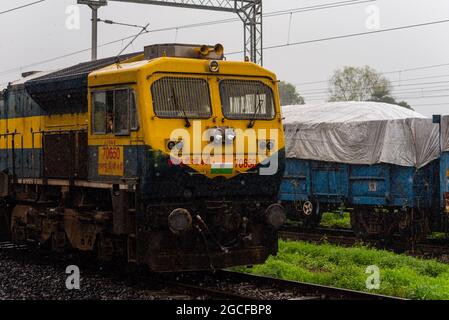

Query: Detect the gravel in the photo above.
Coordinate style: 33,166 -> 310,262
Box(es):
0,248 -> 190,300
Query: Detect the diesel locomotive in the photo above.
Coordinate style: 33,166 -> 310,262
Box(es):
0,44 -> 286,272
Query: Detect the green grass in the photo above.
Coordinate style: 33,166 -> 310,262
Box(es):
320,212 -> 351,229
235,240 -> 449,300
428,232 -> 448,240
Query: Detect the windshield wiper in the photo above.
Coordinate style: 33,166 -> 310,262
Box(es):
172,87 -> 191,128
247,93 -> 263,128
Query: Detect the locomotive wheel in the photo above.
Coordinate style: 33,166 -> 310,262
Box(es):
51,231 -> 68,253
0,207 -> 10,241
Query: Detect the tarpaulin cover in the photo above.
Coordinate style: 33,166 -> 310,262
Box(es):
282,102 -> 440,168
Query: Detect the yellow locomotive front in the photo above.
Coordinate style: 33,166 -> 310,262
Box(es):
87,44 -> 286,271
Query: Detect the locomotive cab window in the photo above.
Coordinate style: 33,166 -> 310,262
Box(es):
92,88 -> 139,135
151,77 -> 211,119
220,80 -> 275,120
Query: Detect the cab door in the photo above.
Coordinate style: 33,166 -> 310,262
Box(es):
89,86 -> 141,182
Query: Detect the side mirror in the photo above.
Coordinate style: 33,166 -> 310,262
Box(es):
433,114 -> 441,124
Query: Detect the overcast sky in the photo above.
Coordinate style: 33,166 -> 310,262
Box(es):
0,0 -> 448,116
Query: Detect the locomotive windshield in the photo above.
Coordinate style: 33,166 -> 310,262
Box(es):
151,77 -> 212,119
219,80 -> 275,120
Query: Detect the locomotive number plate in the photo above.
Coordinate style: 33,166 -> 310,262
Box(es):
98,142 -> 124,176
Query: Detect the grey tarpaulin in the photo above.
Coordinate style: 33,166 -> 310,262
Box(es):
282,102 -> 440,168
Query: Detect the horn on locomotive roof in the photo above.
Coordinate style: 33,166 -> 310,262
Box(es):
199,44 -> 224,57
144,43 -> 225,60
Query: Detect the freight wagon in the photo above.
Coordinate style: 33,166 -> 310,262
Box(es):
281,102 -> 440,239
280,159 -> 437,238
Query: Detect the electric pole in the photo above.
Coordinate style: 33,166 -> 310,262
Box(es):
77,0 -> 108,61
76,0 -> 263,65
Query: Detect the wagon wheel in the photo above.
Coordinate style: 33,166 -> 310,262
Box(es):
301,201 -> 322,228
302,201 -> 314,216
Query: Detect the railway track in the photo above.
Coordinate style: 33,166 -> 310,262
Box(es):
280,226 -> 358,246
153,270 -> 403,300
0,241 -> 27,250
0,241 -> 402,300
279,226 -> 449,261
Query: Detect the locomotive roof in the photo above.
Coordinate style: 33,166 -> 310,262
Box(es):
26,52 -> 141,83
17,48 -> 274,115
22,52 -> 141,115
9,70 -> 59,87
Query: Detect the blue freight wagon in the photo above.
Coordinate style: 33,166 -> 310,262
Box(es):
435,114 -> 449,231
280,158 -> 437,237
281,103 -> 441,239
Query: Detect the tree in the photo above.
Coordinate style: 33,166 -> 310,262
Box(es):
397,101 -> 412,110
328,66 -> 392,102
328,66 -> 413,110
369,87 -> 414,110
278,81 -> 305,106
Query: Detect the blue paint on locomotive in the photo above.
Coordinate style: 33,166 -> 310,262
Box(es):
87,145 -> 146,181
280,158 -> 436,209
0,148 -> 42,178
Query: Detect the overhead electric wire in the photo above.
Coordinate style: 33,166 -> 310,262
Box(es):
0,0 -> 377,76
297,75 -> 449,96
97,18 -> 149,30
302,87 -> 449,98
1,0 -> 448,87
394,94 -> 449,100
3,16 -> 448,79
303,93 -> 449,102
265,0 -> 376,17
299,80 -> 449,95
227,18 -> 449,56
412,102 -> 449,107
0,0 -> 45,15
391,86 -> 449,94
297,73 -> 449,88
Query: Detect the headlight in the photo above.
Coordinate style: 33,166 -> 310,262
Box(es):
259,140 -> 274,151
167,141 -> 176,150
210,128 -> 224,144
225,129 -> 236,143
168,208 -> 192,235
175,141 -> 184,150
213,133 -> 223,144
209,60 -> 220,73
